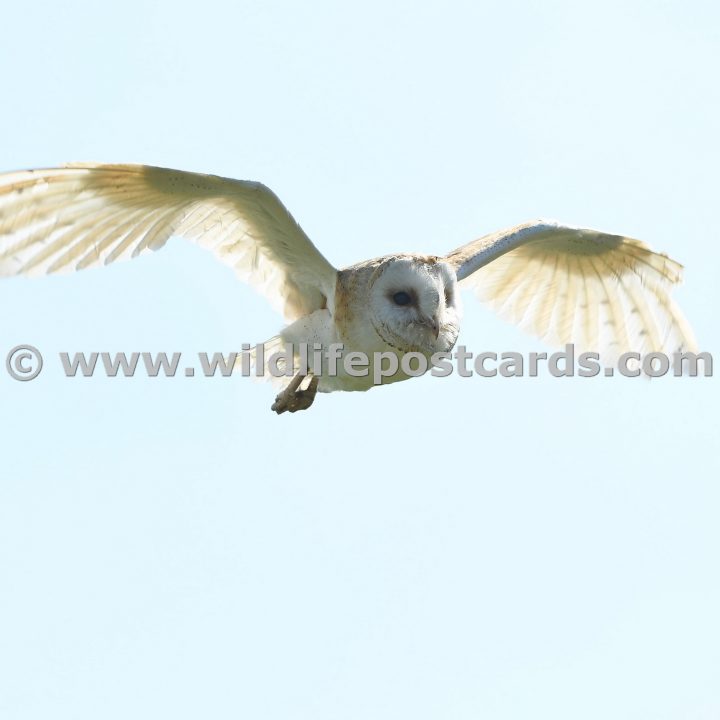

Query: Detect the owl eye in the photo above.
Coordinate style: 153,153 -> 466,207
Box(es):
392,291 -> 412,306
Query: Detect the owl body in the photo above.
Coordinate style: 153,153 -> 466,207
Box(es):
274,253 -> 462,392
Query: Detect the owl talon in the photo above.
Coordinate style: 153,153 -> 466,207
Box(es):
271,374 -> 319,414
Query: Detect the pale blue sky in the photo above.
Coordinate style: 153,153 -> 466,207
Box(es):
1,2 -> 719,718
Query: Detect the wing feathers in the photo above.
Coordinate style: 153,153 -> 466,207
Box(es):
0,164 -> 337,320
446,220 -> 696,359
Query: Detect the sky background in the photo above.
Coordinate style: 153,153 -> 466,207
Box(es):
1,2 -> 719,718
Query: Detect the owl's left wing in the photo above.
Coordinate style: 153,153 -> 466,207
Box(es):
0,163 -> 337,321
444,220 -> 696,358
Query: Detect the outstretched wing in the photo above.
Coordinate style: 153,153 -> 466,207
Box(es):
444,219 -> 696,358
0,163 -> 337,321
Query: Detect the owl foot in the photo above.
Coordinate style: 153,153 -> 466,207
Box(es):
271,373 -> 319,414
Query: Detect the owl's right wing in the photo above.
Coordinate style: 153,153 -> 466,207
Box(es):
0,163 -> 337,321
444,219 -> 696,359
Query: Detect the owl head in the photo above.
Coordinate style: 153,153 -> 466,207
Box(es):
368,256 -> 461,355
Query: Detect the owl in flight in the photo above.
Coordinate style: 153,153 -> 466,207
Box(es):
0,164 -> 695,413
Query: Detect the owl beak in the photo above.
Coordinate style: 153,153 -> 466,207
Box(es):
424,314 -> 441,339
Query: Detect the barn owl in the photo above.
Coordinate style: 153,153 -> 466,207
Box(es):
0,164 -> 696,413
